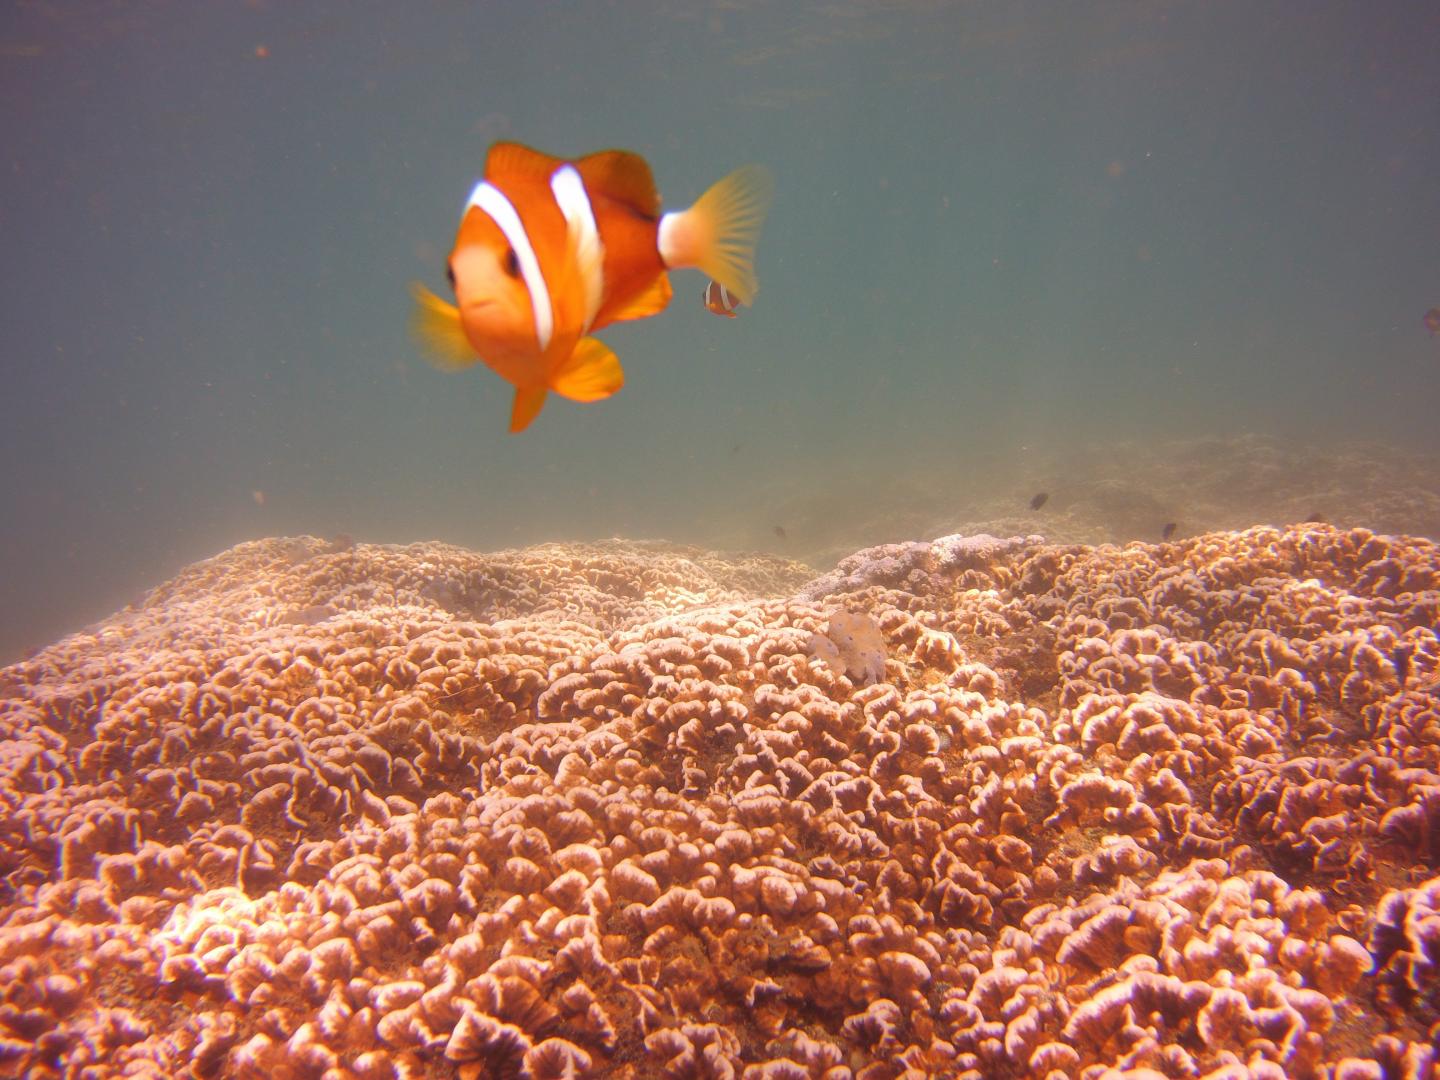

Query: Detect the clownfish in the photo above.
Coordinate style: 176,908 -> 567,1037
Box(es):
702,278 -> 742,318
411,142 -> 773,432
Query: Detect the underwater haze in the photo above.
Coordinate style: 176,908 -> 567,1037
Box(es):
2,0 -> 1439,662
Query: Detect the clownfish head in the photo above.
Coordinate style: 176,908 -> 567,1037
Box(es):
448,202 -> 545,362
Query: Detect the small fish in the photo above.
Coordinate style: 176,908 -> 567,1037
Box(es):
1161,522 -> 1177,540
1303,511 -> 1326,524
1029,492 -> 1049,511
773,525 -> 788,540
412,142 -> 773,432
1425,308 -> 1440,336
702,278 -> 742,318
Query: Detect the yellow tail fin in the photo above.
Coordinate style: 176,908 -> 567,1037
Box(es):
409,283 -> 478,371
660,164 -> 773,306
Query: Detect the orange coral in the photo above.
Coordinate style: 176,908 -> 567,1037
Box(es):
0,525 -> 1437,1076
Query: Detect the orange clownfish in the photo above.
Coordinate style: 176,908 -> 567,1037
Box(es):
702,278 -> 742,318
411,142 -> 773,432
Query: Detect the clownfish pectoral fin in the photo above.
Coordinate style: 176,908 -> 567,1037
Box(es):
409,283 -> 479,371
509,385 -> 548,433
609,272 -> 673,323
658,164 -> 773,306
576,149 -> 662,218
550,337 -> 624,403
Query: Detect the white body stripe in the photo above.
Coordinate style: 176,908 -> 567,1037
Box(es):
657,211 -> 680,269
465,179 -> 554,352
549,164 -> 605,331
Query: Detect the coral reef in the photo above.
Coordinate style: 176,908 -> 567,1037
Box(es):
2,525 -> 1439,1078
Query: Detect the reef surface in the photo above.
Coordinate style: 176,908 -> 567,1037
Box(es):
1,526 -> 1438,1078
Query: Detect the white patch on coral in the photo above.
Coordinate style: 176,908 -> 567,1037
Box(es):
808,610 -> 887,685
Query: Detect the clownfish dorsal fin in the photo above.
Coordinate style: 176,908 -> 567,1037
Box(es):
550,337 -> 624,403
509,384 -> 548,433
576,149 -> 661,218
608,272 -> 673,323
485,142 -> 565,185
409,283 -> 479,371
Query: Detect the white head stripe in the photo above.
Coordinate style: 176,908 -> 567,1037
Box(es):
549,165 -> 604,331
465,180 -> 553,352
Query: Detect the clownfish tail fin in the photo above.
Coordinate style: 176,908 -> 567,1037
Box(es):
658,164 -> 773,307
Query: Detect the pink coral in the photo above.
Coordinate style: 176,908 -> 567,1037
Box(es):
0,525 -> 1437,1076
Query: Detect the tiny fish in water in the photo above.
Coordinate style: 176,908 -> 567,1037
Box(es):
1161,522 -> 1177,540
411,142 -> 773,432
1425,307 -> 1440,336
702,278 -> 742,318
1029,492 -> 1049,510
773,525 -> 787,540
1303,511 -> 1326,524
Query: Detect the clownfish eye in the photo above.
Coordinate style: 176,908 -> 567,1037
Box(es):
502,247 -> 520,278
445,262 -> 456,291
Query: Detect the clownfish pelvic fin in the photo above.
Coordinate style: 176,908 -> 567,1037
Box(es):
510,385 -> 548,433
511,338 -> 624,433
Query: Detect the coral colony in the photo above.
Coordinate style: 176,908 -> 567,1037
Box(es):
1,525 -> 1439,1077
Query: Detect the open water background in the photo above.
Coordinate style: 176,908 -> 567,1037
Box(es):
2,1 -> 1438,661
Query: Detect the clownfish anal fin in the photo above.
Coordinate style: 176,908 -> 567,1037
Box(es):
509,385 -> 548,433
577,150 -> 661,218
609,273 -> 673,323
486,142 -> 565,183
551,337 -> 624,403
409,283 -> 479,371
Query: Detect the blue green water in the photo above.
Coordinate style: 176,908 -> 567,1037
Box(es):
3,1 -> 1438,661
